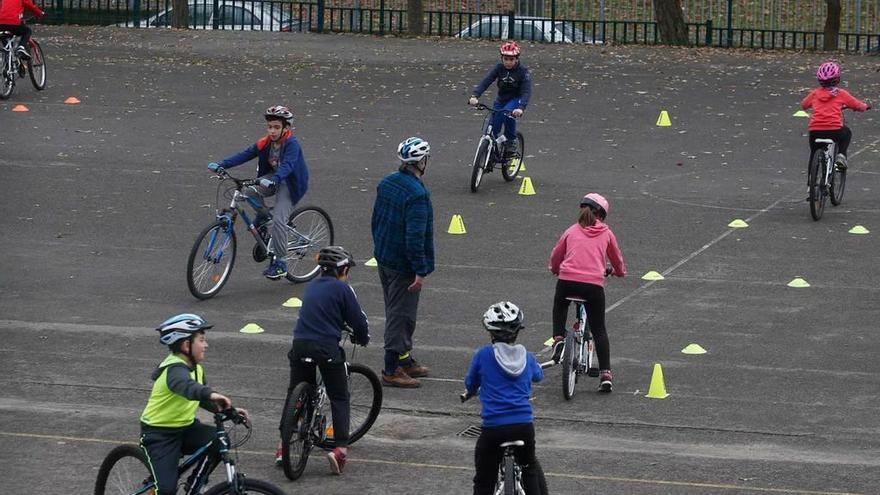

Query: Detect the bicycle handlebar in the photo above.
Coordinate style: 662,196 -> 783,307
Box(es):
214,408 -> 249,427
212,168 -> 259,188
471,102 -> 515,117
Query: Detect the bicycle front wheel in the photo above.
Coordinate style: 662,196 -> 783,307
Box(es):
561,331 -> 580,400
27,40 -> 46,90
94,444 -> 153,495
280,381 -> 314,481
830,164 -> 846,206
501,132 -> 524,182
187,220 -> 237,300
284,206 -> 334,283
203,477 -> 286,495
470,139 -> 490,193
0,51 -> 13,100
808,149 -> 826,221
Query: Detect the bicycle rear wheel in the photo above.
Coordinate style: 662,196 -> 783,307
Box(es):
280,381 -> 314,481
94,444 -> 154,495
187,220 -> 237,299
27,40 -> 45,90
203,477 -> 286,495
284,206 -> 334,283
502,455 -> 517,495
561,331 -> 580,400
318,363 -> 383,447
830,163 -> 846,206
501,132 -> 524,182
808,149 -> 826,221
0,51 -> 13,100
470,139 -> 490,193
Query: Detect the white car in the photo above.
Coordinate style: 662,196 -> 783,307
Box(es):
121,0 -> 303,31
456,15 -> 596,44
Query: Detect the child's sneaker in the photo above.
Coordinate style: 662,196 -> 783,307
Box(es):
550,336 -> 565,363
598,370 -> 613,393
263,259 -> 287,280
15,46 -> 31,60
327,447 -> 347,475
835,153 -> 848,171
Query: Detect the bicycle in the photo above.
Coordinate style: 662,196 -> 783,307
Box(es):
186,167 -> 334,299
94,409 -> 285,495
0,25 -> 46,100
279,332 -> 382,480
807,137 -> 846,221
469,103 -> 525,193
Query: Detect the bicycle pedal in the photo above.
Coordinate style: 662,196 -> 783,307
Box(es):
587,367 -> 600,377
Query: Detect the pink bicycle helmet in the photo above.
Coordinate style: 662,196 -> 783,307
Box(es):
500,41 -> 521,57
816,61 -> 840,84
580,193 -> 609,219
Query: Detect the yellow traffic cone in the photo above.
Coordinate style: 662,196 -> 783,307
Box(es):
282,297 -> 302,308
681,343 -> 707,355
656,110 -> 671,127
728,219 -> 748,228
787,277 -> 810,288
642,271 -> 664,281
848,225 -> 869,235
518,177 -> 536,195
793,110 -> 809,117
240,323 -> 264,334
447,214 -> 467,235
519,160 -> 526,172
646,363 -> 670,399
365,257 -> 378,266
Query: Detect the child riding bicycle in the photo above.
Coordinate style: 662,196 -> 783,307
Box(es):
468,41 -> 532,157
140,314 -> 250,495
277,245 -> 370,475
548,193 -> 625,392
208,105 -> 309,280
801,61 -> 870,173
0,0 -> 43,59
464,301 -> 548,495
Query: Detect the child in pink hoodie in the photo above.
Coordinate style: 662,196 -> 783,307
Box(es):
548,193 -> 625,392
801,61 -> 871,172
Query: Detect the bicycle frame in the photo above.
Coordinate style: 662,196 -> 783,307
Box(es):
1,36 -> 20,76
814,138 -> 837,189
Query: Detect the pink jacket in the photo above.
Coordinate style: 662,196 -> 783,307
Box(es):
549,221 -> 625,286
801,87 -> 869,131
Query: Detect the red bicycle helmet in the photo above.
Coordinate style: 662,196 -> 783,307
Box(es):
500,41 -> 521,57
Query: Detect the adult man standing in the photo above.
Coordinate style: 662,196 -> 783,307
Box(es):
371,137 -> 435,388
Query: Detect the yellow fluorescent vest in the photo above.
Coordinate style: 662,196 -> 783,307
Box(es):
140,354 -> 205,428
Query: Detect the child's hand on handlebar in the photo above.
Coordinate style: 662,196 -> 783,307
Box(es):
210,392 -> 232,410
511,109 -> 523,118
234,407 -> 251,427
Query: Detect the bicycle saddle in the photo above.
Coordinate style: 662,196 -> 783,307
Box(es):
564,297 -> 588,303
500,440 -> 525,448
814,138 -> 835,144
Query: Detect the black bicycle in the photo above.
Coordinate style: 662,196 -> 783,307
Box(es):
807,137 -> 846,221
187,168 -> 334,299
279,335 -> 382,480
94,409 -> 285,495
469,103 -> 525,192
0,25 -> 46,100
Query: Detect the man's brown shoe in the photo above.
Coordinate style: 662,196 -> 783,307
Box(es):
401,361 -> 429,378
382,367 -> 421,388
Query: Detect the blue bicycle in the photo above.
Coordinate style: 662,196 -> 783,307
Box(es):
94,410 -> 285,495
186,168 -> 334,299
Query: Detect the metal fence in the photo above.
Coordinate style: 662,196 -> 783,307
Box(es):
36,0 -> 880,52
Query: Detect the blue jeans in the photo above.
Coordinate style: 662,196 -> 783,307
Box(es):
490,98 -> 521,142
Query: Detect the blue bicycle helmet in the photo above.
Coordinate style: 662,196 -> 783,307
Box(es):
157,313 -> 213,346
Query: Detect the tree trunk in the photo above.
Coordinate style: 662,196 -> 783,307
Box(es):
171,0 -> 189,28
407,0 -> 423,36
823,0 -> 841,51
653,0 -> 689,46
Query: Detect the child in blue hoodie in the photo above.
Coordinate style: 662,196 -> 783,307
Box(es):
464,301 -> 547,495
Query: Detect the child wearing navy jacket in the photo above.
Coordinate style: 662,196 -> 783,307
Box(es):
278,246 -> 369,475
464,302 -> 547,495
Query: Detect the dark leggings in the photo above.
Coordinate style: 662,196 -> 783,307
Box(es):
552,279 -> 610,371
473,423 -> 548,495
283,339 -> 351,446
140,421 -> 219,495
0,24 -> 32,49
809,127 -> 851,157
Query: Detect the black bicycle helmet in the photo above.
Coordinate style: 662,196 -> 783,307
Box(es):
317,246 -> 356,269
482,301 -> 524,341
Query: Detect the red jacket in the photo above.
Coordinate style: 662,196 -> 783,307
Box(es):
801,87 -> 869,131
0,0 -> 44,25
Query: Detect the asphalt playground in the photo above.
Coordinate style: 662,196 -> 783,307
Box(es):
2,25 -> 880,495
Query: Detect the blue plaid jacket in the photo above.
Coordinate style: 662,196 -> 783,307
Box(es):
371,169 -> 434,277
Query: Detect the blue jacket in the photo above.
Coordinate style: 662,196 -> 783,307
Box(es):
218,129 -> 309,206
293,276 -> 370,347
464,343 -> 544,428
472,62 -> 532,109
371,169 -> 435,277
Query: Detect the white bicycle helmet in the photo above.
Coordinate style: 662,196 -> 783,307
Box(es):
157,313 -> 213,346
264,105 -> 293,126
397,137 -> 430,163
482,301 -> 524,340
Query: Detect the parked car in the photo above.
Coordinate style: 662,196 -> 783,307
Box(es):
456,15 -> 597,44
120,0 -> 303,31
